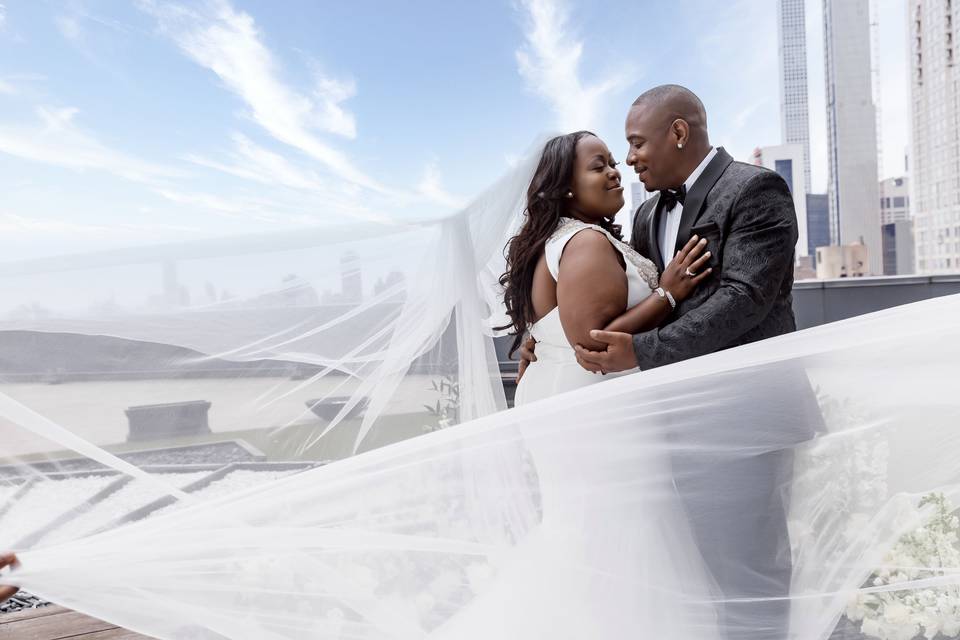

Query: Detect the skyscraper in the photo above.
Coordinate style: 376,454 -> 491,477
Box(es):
909,0 -> 960,273
777,0 -> 812,193
823,0 -> 883,274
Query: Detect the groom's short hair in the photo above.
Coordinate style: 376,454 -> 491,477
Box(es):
632,85 -> 707,131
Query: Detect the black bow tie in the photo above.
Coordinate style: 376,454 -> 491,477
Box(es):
659,185 -> 686,211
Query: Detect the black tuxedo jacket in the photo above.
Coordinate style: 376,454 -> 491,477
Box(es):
630,147 -> 798,370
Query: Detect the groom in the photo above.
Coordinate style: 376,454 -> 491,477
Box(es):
577,84 -> 798,374
522,85 -> 806,638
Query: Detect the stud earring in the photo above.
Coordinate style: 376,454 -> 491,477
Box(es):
677,143 -> 684,150
566,191 -> 573,198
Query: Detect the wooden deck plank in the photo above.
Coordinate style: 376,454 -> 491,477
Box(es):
76,629 -> 153,640
1,605 -> 154,639
0,610 -> 116,639
0,605 -> 69,625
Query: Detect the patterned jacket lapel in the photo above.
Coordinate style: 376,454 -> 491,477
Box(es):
672,147 -> 733,256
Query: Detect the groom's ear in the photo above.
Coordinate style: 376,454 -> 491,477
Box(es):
670,118 -> 690,147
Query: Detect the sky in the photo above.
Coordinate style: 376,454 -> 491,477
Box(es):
0,0 -> 911,261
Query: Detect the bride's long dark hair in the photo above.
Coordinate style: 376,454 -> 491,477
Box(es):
497,131 -> 622,357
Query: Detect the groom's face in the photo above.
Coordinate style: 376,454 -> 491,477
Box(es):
624,105 -> 678,191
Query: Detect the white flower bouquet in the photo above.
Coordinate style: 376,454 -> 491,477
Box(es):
847,493 -> 960,640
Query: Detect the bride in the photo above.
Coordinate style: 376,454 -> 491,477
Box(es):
430,131 -> 723,638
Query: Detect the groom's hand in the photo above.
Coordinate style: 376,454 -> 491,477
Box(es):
574,330 -> 637,374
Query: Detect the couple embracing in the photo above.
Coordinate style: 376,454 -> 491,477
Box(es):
495,84 -> 802,637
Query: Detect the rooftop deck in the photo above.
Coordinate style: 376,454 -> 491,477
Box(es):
0,605 -> 151,639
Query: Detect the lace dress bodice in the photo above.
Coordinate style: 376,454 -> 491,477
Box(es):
526,218 -> 658,361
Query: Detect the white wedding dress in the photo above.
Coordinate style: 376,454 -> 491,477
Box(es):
431,219 -> 723,639
514,217 -> 659,403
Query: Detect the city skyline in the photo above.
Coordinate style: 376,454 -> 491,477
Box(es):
0,0 -> 912,265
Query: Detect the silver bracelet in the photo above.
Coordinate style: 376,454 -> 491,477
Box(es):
655,286 -> 677,310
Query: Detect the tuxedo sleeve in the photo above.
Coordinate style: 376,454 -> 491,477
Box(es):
631,170 -> 797,369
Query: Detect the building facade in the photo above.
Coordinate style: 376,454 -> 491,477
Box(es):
778,0 -> 813,193
823,0 -> 883,273
882,220 -> 916,276
806,193 -> 831,260
816,244 -> 870,279
909,0 -> 960,273
879,176 -> 910,225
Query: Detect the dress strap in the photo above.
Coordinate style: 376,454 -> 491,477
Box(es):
544,218 -> 659,290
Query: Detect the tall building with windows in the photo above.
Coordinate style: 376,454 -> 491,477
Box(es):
879,176 -> 910,225
778,0 -> 812,193
806,193 -> 831,259
749,144 -> 809,258
823,0 -> 883,274
909,0 -> 960,273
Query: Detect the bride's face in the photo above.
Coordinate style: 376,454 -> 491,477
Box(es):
569,136 -> 624,221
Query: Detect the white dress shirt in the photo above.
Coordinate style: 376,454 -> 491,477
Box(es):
658,147 -> 718,261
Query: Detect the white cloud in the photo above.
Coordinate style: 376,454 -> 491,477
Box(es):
0,212 -> 200,235
55,15 -> 83,42
0,79 -> 15,95
0,212 -> 113,235
183,133 -> 398,221
416,162 -> 466,211
153,187 -> 280,221
515,0 -> 625,131
732,100 -> 766,131
0,109 -> 379,226
312,76 -> 357,139
185,132 -> 331,192
140,0 -> 381,191
0,106 -> 182,183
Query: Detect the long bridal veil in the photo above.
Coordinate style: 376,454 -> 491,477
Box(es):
2,138 -> 960,640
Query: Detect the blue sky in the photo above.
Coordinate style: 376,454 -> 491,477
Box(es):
0,0 -> 909,260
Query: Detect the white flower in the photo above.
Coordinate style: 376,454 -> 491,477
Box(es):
861,617 -> 882,636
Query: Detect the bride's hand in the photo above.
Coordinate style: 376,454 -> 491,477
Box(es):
0,552 -> 20,602
659,235 -> 713,303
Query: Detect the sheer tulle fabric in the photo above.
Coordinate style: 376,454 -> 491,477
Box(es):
1,142 -> 959,639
